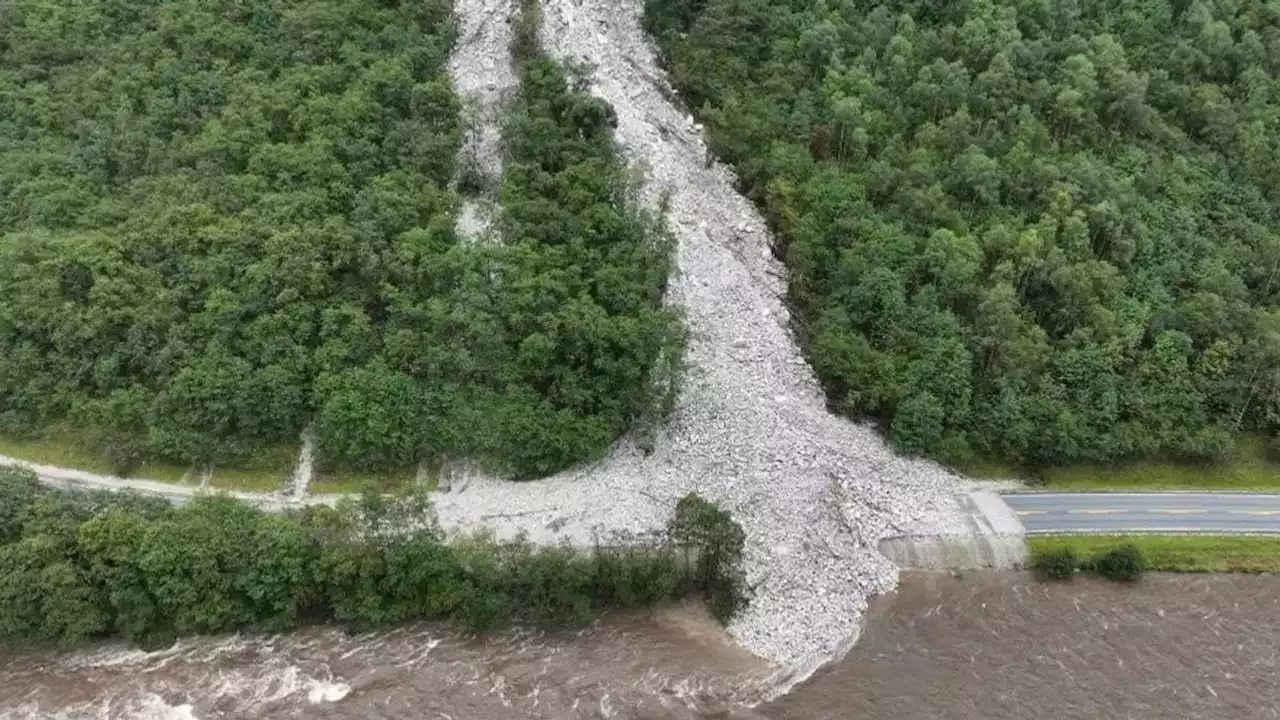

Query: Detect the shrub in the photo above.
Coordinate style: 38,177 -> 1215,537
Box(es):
667,493 -> 751,623
1031,547 -> 1078,581
1091,543 -> 1147,582
1268,433 -> 1280,463
0,473 -> 751,645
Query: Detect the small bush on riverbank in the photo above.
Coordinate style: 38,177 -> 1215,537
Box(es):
668,493 -> 751,623
1030,540 -> 1149,582
1087,544 -> 1148,582
0,466 -> 749,646
1031,547 -> 1078,581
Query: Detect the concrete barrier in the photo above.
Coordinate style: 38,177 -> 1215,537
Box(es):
878,490 -> 1029,570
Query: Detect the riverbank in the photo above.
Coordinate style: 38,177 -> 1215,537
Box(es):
0,466 -> 749,649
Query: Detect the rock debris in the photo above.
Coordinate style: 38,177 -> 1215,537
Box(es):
448,0 -> 519,241
433,0 -> 973,680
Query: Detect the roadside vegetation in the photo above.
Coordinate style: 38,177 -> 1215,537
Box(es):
646,0 -> 1280,472
0,465 -> 749,647
1031,535 -> 1280,574
1037,435 -> 1280,490
0,0 -> 681,483
955,433 -> 1280,489
1032,541 -> 1147,581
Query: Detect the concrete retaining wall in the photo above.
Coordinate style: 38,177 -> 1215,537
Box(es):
878,533 -> 1027,570
879,490 -> 1029,570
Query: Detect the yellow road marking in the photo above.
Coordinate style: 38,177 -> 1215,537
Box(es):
1150,509 -> 1205,514
1015,510 -> 1046,516
1068,509 -> 1125,515
1229,510 -> 1280,516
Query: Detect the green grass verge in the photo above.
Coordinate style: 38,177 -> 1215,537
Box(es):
951,456 -> 1024,480
203,444 -> 297,492
0,432 -> 190,483
1029,534 -> 1280,573
957,435 -> 1280,490
0,433 -> 300,492
1042,436 -> 1280,491
0,431 -> 441,495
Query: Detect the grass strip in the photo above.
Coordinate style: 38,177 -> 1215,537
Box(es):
1029,534 -> 1280,574
957,435 -> 1280,491
0,433 -> 189,483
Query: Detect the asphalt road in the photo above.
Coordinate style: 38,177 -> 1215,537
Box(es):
1003,492 -> 1280,534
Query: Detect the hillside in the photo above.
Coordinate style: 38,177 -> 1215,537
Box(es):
0,0 -> 679,478
647,0 -> 1280,468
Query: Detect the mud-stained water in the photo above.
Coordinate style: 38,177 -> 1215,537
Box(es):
4,573 -> 1280,719
764,572 -> 1280,720
0,603 -> 769,720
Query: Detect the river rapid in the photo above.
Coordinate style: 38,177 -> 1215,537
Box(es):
4,572 -> 1279,719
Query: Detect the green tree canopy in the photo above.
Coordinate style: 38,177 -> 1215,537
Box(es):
0,0 -> 683,478
649,0 -> 1280,465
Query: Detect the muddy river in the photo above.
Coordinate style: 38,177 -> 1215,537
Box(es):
3,572 -> 1278,719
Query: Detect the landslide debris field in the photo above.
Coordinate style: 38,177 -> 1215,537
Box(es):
9,0 -> 1280,686
0,0 -> 969,675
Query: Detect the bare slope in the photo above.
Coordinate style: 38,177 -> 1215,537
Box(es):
449,0 -> 519,239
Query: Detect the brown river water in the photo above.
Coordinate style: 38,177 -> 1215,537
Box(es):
4,572 -> 1279,719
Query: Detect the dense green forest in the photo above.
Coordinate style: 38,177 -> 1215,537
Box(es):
0,465 -> 747,645
0,0 -> 678,478
648,0 -> 1280,465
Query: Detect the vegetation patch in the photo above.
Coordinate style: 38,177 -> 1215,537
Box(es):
1031,539 -> 1147,581
1030,545 -> 1078,581
489,3 -> 687,475
201,446 -> 298,492
1030,535 -> 1280,574
0,0 -> 683,482
309,466 -> 420,495
1039,435 -> 1280,490
646,0 -> 1280,470
0,432 -> 189,483
0,465 -> 749,647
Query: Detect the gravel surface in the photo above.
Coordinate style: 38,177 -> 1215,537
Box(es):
448,0 -> 518,240
289,427 -> 316,500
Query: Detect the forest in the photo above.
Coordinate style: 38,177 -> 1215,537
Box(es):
0,464 -> 748,645
0,0 -> 678,478
647,0 -> 1280,466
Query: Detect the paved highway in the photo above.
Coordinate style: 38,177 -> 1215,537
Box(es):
1002,492 -> 1280,534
